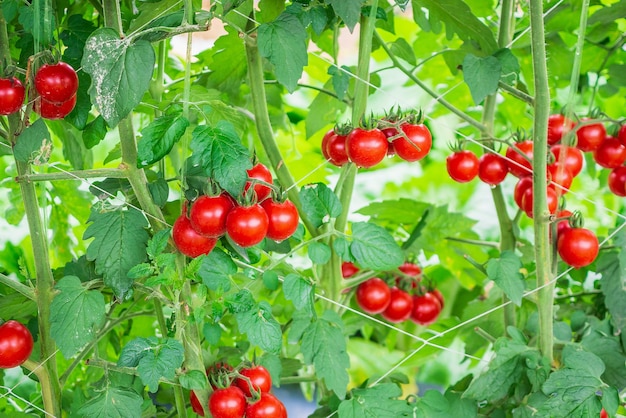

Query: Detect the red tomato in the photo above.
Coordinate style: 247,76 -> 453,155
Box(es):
346,127 -> 388,168
323,130 -> 349,167
550,144 -> 584,177
245,163 -> 273,202
576,119 -> 606,152
600,409 -> 609,418
410,293 -> 442,325
607,166 -> 626,197
355,278 -> 391,314
392,123 -> 432,162
381,287 -> 413,323
245,392 -> 287,418
261,198 -> 299,242
0,77 -> 25,115
34,94 -> 77,119
34,62 -> 79,103
226,204 -> 269,247
190,391 -> 206,416
521,185 -> 558,218
209,386 -> 246,418
235,365 -> 272,397
547,162 -> 573,194
547,114 -> 575,145
172,215 -> 217,258
398,261 -> 422,277
446,150 -> 479,183
0,320 -> 34,369
514,176 -> 533,209
478,153 -> 509,186
341,261 -> 359,278
430,289 -> 445,309
618,124 -> 626,147
505,141 -> 534,178
381,126 -> 398,156
190,194 -> 234,238
556,209 -> 572,238
557,228 -> 599,268
593,136 -> 626,168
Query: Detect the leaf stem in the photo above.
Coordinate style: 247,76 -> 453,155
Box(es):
0,272 -> 35,299
14,168 -> 126,182
22,359 -> 55,415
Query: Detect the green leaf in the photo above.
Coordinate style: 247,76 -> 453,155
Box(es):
597,251 -> 626,334
147,229 -> 171,259
235,301 -> 282,354
83,116 -> 108,149
338,383 -> 412,418
350,222 -> 403,271
83,205 -> 150,299
494,48 -> 520,86
328,65 -> 351,101
204,28 -> 248,95
126,263 -> 153,279
77,385 -> 143,418
416,389 -> 477,418
589,0 -> 626,25
257,12 -> 308,92
13,119 -> 52,164
485,251 -> 525,306
203,322 -> 222,345
299,182 -> 343,228
179,370 -> 208,390
49,276 -> 106,359
389,38 -> 416,66
411,0 -> 498,54
463,53 -> 501,104
198,249 -> 237,292
137,113 -> 189,167
190,121 -> 252,197
225,289 -> 256,314
581,319 -> 626,389
263,270 -> 280,291
301,310 -> 350,398
283,273 -> 314,313
328,0 -> 364,32
308,242 -> 332,265
81,28 -> 155,127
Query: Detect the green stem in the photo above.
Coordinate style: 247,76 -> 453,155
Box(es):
528,0 -> 554,364
22,359 -> 55,415
0,272 -> 35,299
85,358 -> 179,385
15,168 -> 126,182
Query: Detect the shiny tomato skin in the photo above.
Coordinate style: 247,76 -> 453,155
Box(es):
323,130 -> 349,167
190,194 -> 234,238
410,293 -> 442,326
398,261 -> 422,277
245,392 -> 287,418
576,120 -> 606,152
226,204 -> 269,247
261,199 -> 299,242
34,94 -> 77,119
235,365 -> 272,397
341,261 -> 359,278
0,77 -> 25,115
547,162 -> 573,194
607,166 -> 626,197
355,278 -> 391,314
430,289 -> 445,309
346,127 -> 388,168
321,129 -> 334,161
556,209 -> 572,238
245,163 -> 273,202
208,386 -> 246,418
505,141 -> 534,178
381,287 -> 413,323
547,114 -> 575,145
392,123 -> 432,162
600,409 -> 609,418
513,176 -> 533,209
550,144 -> 584,177
34,62 -> 79,103
190,391 -> 206,416
446,150 -> 479,183
593,136 -> 626,169
478,153 -> 509,186
618,125 -> 626,147
0,320 -> 34,369
172,215 -> 218,258
521,185 -> 558,218
557,228 -> 599,268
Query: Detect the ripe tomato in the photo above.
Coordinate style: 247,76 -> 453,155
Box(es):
392,123 -> 432,162
555,209 -> 572,238
521,185 -> 558,218
600,409 -> 609,418
0,77 -> 25,115
190,194 -> 234,238
430,289 -> 445,309
550,144 -> 584,177
576,119 -> 606,152
505,140 -> 534,177
209,386 -> 246,418
547,162 -> 573,194
34,94 -> 77,119
226,204 -> 268,247
235,365 -> 272,397
341,261 -> 359,278
381,126 -> 398,156
607,166 -> 626,197
381,287 -> 413,323
245,163 -> 273,202
0,320 -> 34,369
557,228 -> 599,268
261,198 -> 299,242
245,392 -> 287,418
547,114 -> 575,145
410,292 -> 442,325
172,215 -> 218,258
34,62 -> 79,103
446,150 -> 479,183
190,391 -> 206,416
593,136 -> 626,168
346,127 -> 388,168
618,124 -> 626,147
355,277 -> 391,314
398,261 -> 422,277
478,153 -> 509,186
513,176 -> 533,209
323,130 -> 349,167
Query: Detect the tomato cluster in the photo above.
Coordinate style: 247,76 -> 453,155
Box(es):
346,261 -> 444,326
322,113 -> 432,168
0,320 -> 34,369
190,364 -> 287,418
173,163 -> 300,257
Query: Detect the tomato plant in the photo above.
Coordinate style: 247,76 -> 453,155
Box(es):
0,320 -> 34,369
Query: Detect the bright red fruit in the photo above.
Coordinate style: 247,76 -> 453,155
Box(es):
381,287 -> 413,323
557,228 -> 599,268
226,204 -> 269,247
341,261 -> 359,278
0,320 -> 34,369
446,150 -> 479,183
34,94 -> 77,119
547,114 -> 575,145
514,176 -> 533,209
607,166 -> 626,197
235,365 -> 272,397
190,194 -> 234,238
555,209 -> 572,238
34,62 -> 79,103
410,293 -> 442,325
600,409 -> 609,418
505,141 -> 533,177
392,123 -> 432,162
245,392 -> 287,418
346,127 -> 388,168
245,163 -> 273,202
172,215 -> 217,258
261,199 -> 299,242
618,124 -> 626,147
209,386 -> 246,418
0,77 -> 25,115
547,162 -> 573,194
323,130 -> 349,167
355,278 -> 391,314
190,391 -> 206,416
576,119 -> 606,152
593,136 -> 626,168
430,289 -> 445,309
478,153 -> 509,186
550,144 -> 584,177
521,186 -> 558,218
398,261 -> 422,277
